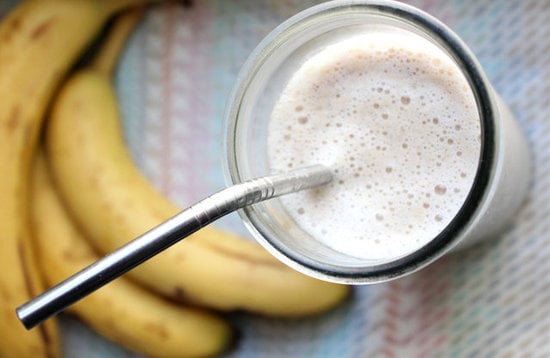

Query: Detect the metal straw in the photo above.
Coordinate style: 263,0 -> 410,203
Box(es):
16,165 -> 332,330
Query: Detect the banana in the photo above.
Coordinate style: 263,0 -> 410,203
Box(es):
0,1 -> 166,357
31,153 -> 233,358
45,51 -> 350,318
32,9 -> 232,357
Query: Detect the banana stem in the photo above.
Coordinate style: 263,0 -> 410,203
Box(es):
92,8 -> 144,76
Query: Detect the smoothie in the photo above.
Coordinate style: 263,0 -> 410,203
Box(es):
267,29 -> 481,261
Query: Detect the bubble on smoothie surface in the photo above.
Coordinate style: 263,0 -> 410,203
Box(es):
266,29 -> 481,261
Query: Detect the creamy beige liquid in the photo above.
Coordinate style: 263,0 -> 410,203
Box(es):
267,29 -> 481,261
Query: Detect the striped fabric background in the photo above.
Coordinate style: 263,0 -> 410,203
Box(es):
1,0 -> 548,357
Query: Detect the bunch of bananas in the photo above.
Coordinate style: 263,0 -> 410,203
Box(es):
0,1 -> 350,357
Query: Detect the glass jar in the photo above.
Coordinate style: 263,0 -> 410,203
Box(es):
223,0 -> 531,284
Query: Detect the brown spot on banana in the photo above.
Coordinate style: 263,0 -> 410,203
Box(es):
6,106 -> 20,132
17,239 -> 35,300
30,17 -> 55,40
1,15 -> 22,43
144,321 -> 170,341
62,248 -> 90,263
173,287 -> 186,301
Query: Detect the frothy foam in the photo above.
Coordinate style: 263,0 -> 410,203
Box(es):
267,30 -> 481,261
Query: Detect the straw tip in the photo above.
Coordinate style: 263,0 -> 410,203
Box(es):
15,305 -> 36,330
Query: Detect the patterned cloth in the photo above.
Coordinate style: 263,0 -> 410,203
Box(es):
2,0 -> 548,356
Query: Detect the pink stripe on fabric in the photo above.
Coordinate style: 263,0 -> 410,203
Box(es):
377,259 -> 452,355
135,8 -> 166,188
155,2 -> 214,205
168,2 -> 213,205
159,3 -> 178,194
380,282 -> 403,356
